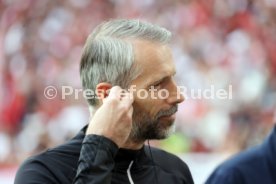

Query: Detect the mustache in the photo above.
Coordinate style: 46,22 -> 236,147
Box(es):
156,105 -> 178,119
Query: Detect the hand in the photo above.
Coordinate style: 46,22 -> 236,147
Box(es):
86,86 -> 134,148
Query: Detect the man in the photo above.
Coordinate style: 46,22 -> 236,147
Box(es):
206,124 -> 276,184
15,19 -> 194,184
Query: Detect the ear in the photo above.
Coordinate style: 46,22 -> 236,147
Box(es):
96,83 -> 112,102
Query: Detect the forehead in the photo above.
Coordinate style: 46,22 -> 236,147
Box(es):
131,40 -> 175,86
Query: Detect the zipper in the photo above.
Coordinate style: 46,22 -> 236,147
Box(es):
127,160 -> 134,184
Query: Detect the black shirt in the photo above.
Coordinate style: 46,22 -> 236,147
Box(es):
15,126 -> 194,184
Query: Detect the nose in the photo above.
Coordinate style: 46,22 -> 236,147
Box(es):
166,80 -> 185,105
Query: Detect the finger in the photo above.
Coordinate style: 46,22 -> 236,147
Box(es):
126,105 -> 133,125
120,91 -> 134,106
119,89 -> 133,99
128,105 -> 133,116
104,86 -> 122,101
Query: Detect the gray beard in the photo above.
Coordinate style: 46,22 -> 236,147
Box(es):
129,105 -> 178,143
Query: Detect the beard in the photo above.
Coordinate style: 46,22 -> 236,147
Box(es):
129,105 -> 178,143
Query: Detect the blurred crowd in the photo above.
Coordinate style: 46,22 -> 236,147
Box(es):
1,0 -> 276,166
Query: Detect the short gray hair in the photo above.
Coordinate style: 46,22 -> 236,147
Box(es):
80,19 -> 172,107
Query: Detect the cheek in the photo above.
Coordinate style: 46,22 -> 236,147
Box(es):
133,96 -> 162,118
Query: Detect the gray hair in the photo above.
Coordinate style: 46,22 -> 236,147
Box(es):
80,19 -> 172,107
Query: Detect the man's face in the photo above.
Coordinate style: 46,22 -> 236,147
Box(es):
128,40 -> 185,143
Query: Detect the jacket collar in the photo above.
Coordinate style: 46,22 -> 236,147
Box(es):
78,125 -> 151,170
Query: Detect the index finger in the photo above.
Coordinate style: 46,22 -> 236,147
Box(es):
120,90 -> 134,106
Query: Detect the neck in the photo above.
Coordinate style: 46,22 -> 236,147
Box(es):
121,139 -> 144,150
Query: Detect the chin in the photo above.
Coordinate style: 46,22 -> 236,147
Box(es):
156,123 -> 176,140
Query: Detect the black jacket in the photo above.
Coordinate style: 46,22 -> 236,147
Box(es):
15,126 -> 194,184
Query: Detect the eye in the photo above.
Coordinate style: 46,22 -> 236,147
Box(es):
153,82 -> 162,87
150,81 -> 163,90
